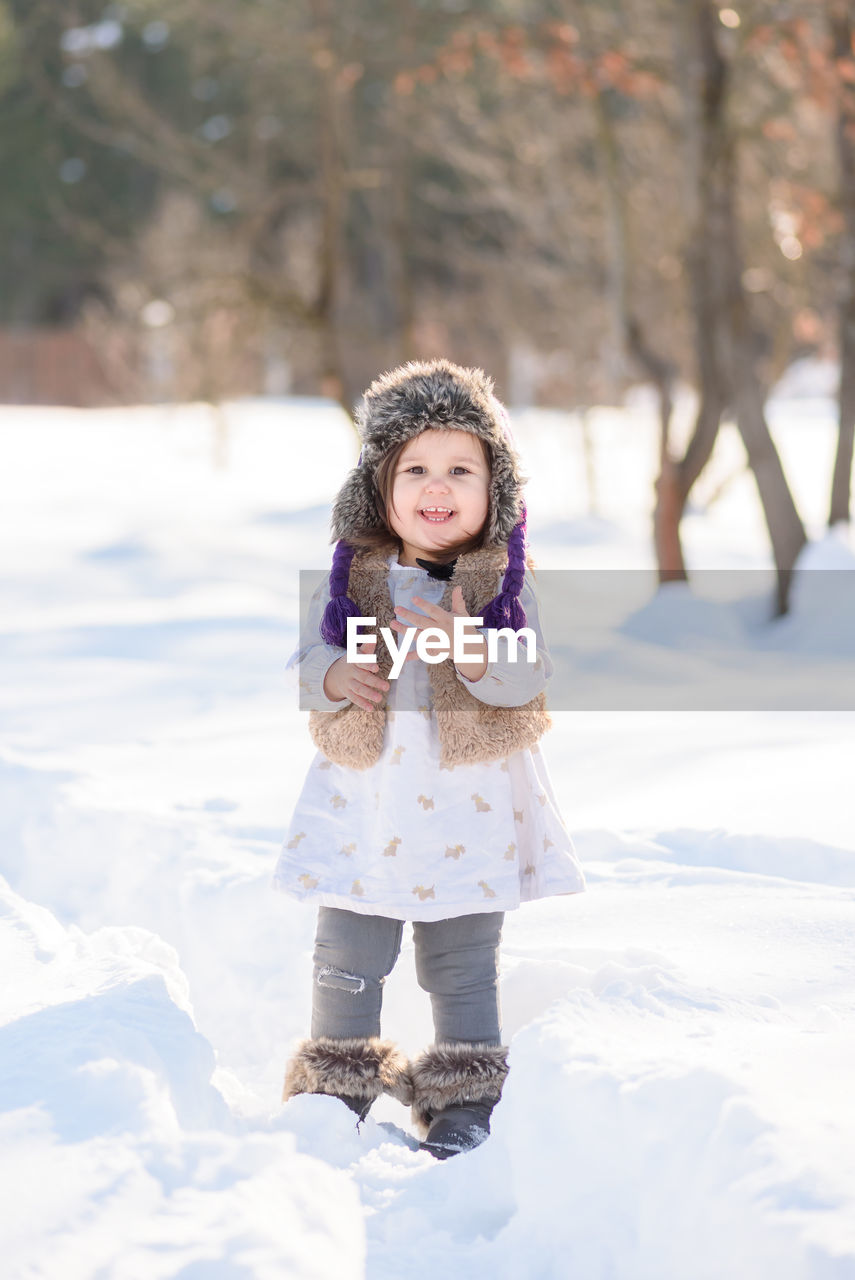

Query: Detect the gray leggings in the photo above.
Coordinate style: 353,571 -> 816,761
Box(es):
311,906 -> 504,1046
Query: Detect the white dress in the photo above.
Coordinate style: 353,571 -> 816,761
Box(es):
273,553 -> 586,922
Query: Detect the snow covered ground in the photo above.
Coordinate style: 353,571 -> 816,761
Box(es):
1,393 -> 853,1279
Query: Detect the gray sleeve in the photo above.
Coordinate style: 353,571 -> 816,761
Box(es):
286,575 -> 351,712
454,572 -> 553,708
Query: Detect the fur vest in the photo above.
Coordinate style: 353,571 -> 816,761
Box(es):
308,546 -> 551,770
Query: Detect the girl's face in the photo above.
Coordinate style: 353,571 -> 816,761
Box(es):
388,428 -> 490,565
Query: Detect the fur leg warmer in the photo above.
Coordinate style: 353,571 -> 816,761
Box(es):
409,1042 -> 509,1138
282,1035 -> 414,1110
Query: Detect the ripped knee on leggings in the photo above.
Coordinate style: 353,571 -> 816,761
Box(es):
316,964 -> 377,996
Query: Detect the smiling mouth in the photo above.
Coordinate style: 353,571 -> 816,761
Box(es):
420,507 -> 455,523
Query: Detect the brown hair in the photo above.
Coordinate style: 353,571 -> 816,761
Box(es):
343,433 -> 493,560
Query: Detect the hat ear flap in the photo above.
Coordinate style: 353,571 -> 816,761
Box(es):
480,511 -> 528,631
320,540 -> 360,647
331,466 -> 381,543
486,431 -> 524,544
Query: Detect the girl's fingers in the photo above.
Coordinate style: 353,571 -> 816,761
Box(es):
389,618 -> 423,638
451,584 -> 470,615
394,611 -> 452,631
356,634 -> 378,671
354,670 -> 389,697
343,634 -> 386,706
350,685 -> 384,709
397,599 -> 437,623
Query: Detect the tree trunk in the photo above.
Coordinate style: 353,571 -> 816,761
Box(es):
588,85 -> 630,402
829,1 -> 855,527
653,7 -> 730,583
626,317 -> 675,470
385,0 -> 418,365
833,299 -> 855,525
588,75 -> 680,577
680,0 -> 806,614
653,378 -> 722,582
580,407 -> 599,517
310,0 -> 355,424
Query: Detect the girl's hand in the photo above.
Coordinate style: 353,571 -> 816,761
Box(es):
391,586 -> 488,680
322,635 -> 390,710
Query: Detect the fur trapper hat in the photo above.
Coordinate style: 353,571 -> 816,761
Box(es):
321,359 -> 529,645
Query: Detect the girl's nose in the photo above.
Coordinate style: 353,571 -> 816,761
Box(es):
424,473 -> 451,492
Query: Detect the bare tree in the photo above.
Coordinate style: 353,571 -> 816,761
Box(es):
657,0 -> 807,613
829,0 -> 855,527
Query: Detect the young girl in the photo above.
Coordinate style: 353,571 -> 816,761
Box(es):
274,359 -> 585,1158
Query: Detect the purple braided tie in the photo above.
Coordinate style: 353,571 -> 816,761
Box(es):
320,539 -> 360,646
481,506 -> 528,631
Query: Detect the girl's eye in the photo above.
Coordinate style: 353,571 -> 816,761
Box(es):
405,466 -> 470,475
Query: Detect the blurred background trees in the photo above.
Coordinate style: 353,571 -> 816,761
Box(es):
2,0 -> 854,589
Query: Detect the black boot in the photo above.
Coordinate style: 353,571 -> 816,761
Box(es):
409,1042 -> 509,1160
333,1092 -> 375,1122
283,1035 -> 413,1123
420,1100 -> 496,1159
